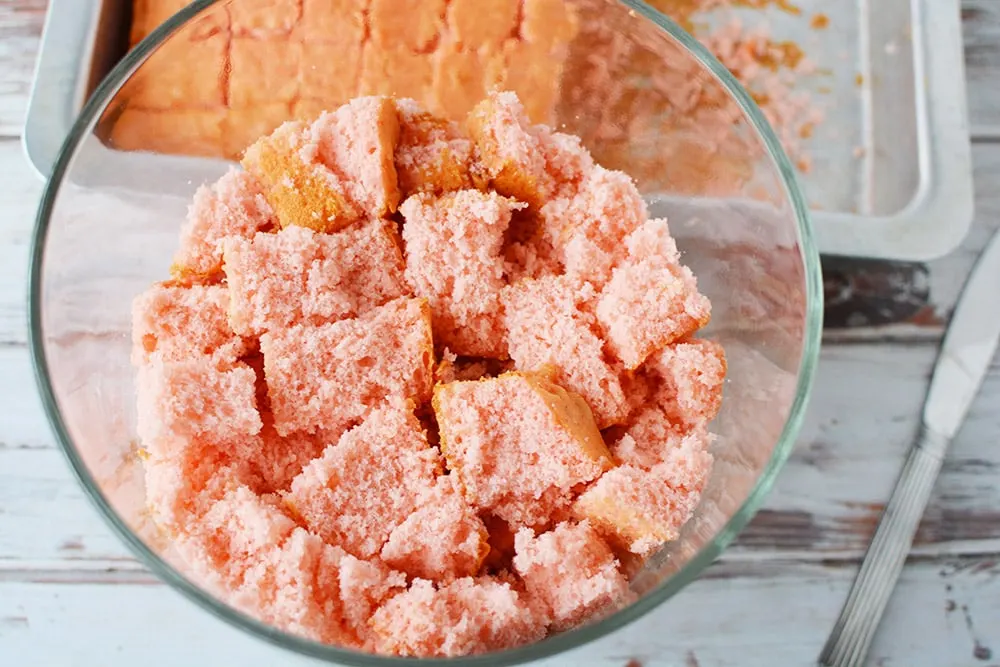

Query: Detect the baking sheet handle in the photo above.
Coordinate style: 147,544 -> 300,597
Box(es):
23,0 -> 103,180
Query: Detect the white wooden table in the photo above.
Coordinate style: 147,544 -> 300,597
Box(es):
2,2 -> 999,665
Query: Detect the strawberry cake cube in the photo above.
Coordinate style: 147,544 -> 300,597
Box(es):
131,282 -> 250,367
597,262 -> 711,370
306,96 -> 401,217
231,529 -> 353,645
574,445 -> 713,556
466,91 -> 554,209
260,297 -> 434,436
284,401 -> 442,557
222,220 -> 407,336
649,339 -> 727,428
242,120 -> 361,233
380,475 -> 489,581
171,168 -> 277,280
610,405 -> 713,471
394,98 -> 475,197
185,485 -> 298,585
400,189 -> 523,357
513,520 -> 633,630
337,553 -> 408,645
136,357 -> 262,448
541,166 -> 648,285
143,445 -> 257,532
503,275 -> 628,427
369,577 -> 547,657
433,371 -> 612,528
250,418 -> 339,494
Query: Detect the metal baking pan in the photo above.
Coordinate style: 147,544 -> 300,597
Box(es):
24,0 -> 974,261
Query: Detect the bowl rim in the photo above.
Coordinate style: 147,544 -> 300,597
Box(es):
27,0 -> 823,663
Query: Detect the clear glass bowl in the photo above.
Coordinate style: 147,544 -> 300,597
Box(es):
28,0 -> 823,664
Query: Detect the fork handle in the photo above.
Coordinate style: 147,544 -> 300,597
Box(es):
817,424 -> 950,667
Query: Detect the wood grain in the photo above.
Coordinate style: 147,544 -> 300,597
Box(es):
0,0 -> 46,138
0,138 -> 41,346
964,0 -> 1000,138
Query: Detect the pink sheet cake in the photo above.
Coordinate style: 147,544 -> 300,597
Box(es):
132,91 -> 724,657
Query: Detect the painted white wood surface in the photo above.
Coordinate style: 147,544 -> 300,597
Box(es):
1,2 -> 999,666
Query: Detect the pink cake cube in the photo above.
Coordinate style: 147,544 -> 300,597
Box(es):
369,577 -> 548,657
503,276 -> 629,428
502,226 -> 563,282
540,166 -> 648,285
648,339 -> 727,428
394,98 -> 475,197
467,92 -> 597,210
537,130 -> 594,195
513,520 -> 633,630
176,486 -> 358,644
260,297 -> 434,436
621,216 -> 681,266
185,485 -> 299,586
284,401 -> 442,557
131,282 -> 251,368
230,528 -> 354,645
381,475 -> 489,581
172,168 -> 277,280
242,120 -> 362,233
400,190 -> 523,357
337,553 -> 408,645
143,445 -> 257,532
597,265 -> 711,370
306,96 -> 401,217
466,91 -> 566,209
433,371 -> 612,528
596,221 -> 712,370
136,357 -> 262,449
574,445 -> 713,556
223,220 -> 407,336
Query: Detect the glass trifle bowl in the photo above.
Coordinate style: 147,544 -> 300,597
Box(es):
29,0 -> 822,664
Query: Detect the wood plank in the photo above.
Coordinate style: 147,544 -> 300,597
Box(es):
4,342 -> 1000,568
0,0 -> 46,138
0,137 -> 43,346
964,0 -> 1000,138
1,558 -> 997,666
